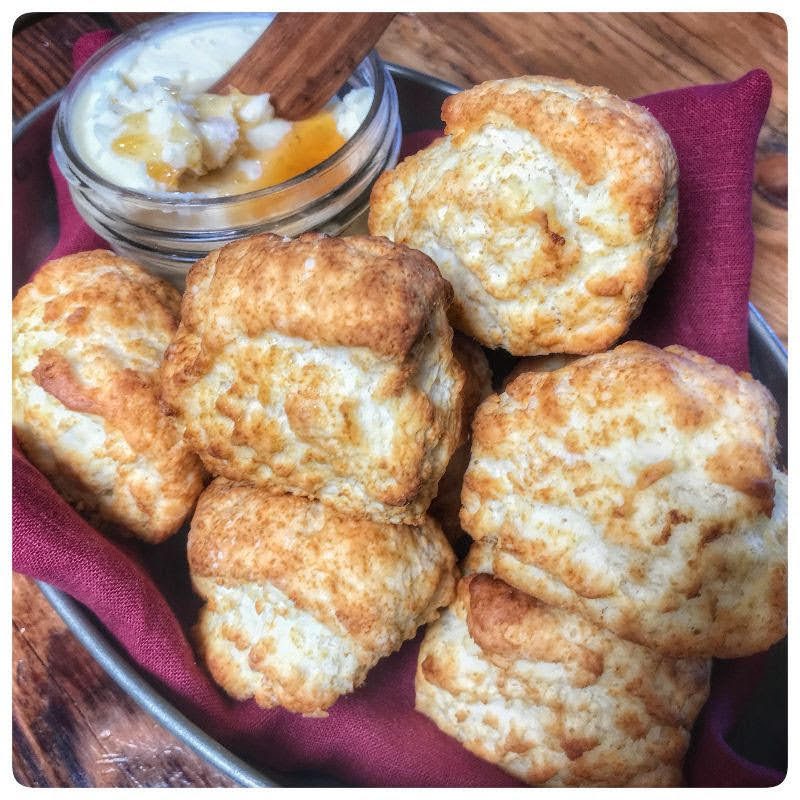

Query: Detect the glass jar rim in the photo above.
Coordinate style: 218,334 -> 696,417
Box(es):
53,12 -> 388,209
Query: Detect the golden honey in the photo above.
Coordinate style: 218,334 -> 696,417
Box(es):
112,112 -> 190,190
112,104 -> 345,196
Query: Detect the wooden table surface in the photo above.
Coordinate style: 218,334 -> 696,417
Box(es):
12,12 -> 788,788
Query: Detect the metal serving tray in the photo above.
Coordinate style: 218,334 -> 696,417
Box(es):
13,63 -> 788,787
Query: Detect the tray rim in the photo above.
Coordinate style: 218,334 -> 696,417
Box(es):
14,61 -> 788,789
35,581 -> 277,788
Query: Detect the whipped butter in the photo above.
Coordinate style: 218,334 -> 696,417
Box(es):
70,14 -> 374,196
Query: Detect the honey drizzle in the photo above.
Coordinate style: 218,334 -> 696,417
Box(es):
111,106 -> 345,194
111,112 -> 185,190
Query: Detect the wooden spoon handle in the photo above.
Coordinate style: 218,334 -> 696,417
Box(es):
210,12 -> 395,120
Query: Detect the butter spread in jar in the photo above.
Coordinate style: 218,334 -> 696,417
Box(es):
52,13 -> 401,283
70,13 -> 374,197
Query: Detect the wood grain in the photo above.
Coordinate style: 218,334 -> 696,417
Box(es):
12,11 -> 788,789
211,12 -> 395,118
12,574 -> 236,787
12,14 -> 98,117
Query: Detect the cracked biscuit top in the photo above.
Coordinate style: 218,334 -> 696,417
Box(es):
415,542 -> 710,786
12,250 -> 206,542
161,233 -> 465,524
190,479 -> 457,716
369,75 -> 678,355
461,341 -> 787,658
176,232 -> 454,359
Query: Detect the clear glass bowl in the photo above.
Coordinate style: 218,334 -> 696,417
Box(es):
52,13 -> 401,285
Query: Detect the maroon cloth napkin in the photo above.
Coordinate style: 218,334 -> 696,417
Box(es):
13,31 -> 782,787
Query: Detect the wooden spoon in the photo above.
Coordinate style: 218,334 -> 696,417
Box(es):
209,12 -> 395,120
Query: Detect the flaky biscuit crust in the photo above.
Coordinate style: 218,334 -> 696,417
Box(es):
189,480 -> 457,715
12,250 -> 206,542
369,76 -> 678,355
461,341 -> 787,658
172,232 -> 454,359
501,353 -> 581,389
429,334 -> 493,543
415,546 -> 710,787
161,233 -> 464,524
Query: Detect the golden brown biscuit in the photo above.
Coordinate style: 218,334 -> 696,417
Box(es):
501,353 -> 580,390
161,233 -> 464,525
429,334 -> 492,543
12,250 -> 206,543
461,341 -> 787,658
369,76 -> 678,355
189,479 -> 457,716
415,542 -> 711,787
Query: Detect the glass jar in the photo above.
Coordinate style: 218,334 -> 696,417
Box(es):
52,13 -> 401,285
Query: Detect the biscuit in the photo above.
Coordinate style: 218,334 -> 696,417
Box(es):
429,334 -> 493,543
501,353 -> 580,390
415,542 -> 711,787
189,479 -> 457,716
12,250 -> 206,543
369,76 -> 678,355
461,341 -> 787,658
161,233 -> 464,525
